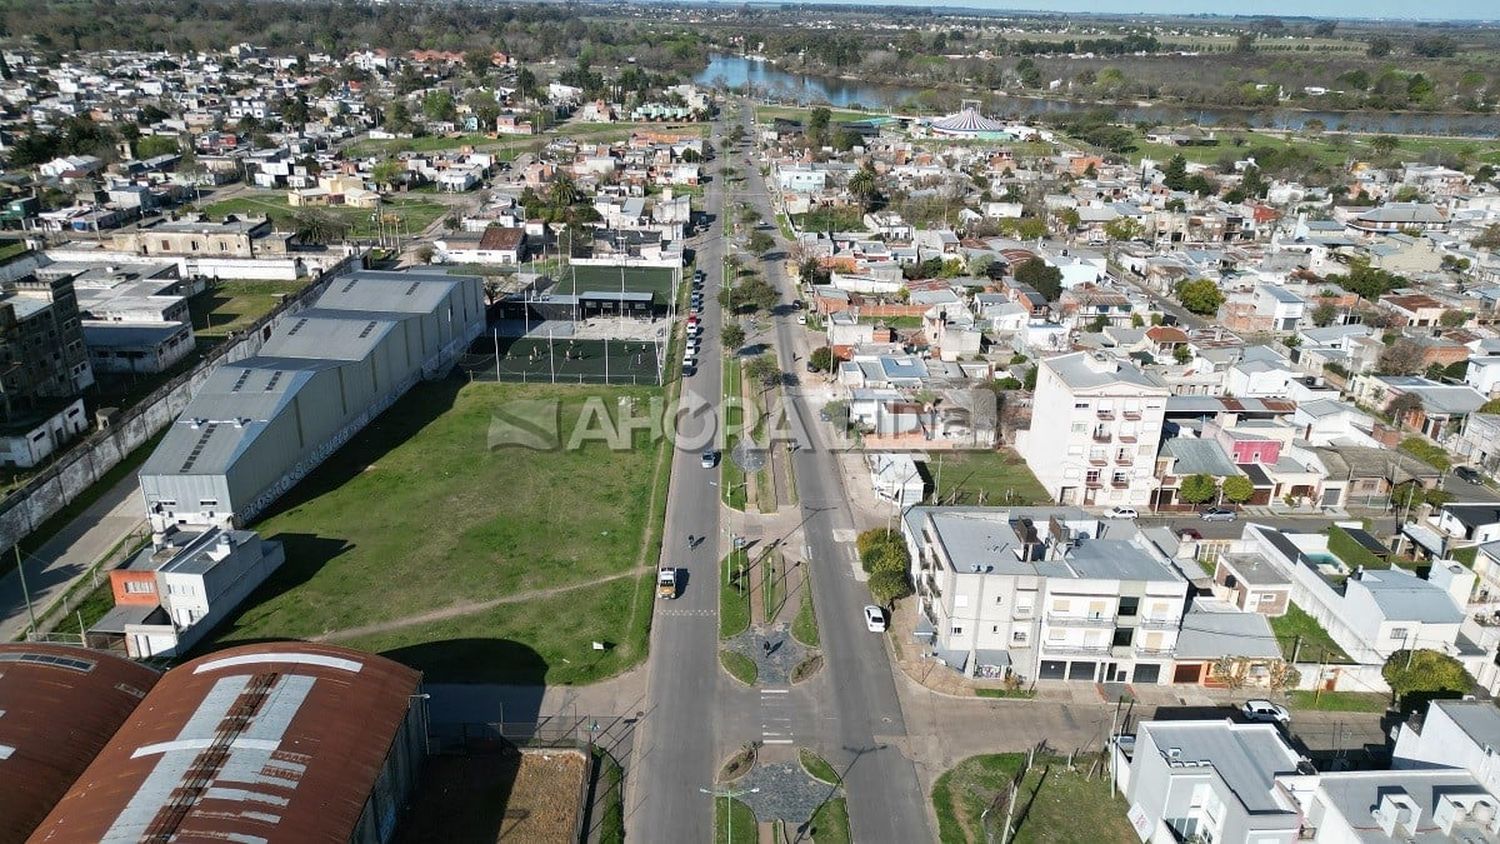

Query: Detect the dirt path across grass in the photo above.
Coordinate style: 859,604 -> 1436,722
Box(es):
312,567 -> 648,643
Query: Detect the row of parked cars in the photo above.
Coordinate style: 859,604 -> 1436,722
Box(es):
683,270 -> 706,375
1105,505 -> 1237,522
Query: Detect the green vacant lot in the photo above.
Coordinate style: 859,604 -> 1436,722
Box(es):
1270,603 -> 1352,664
1112,127 -> 1500,169
934,450 -> 1050,507
200,190 -> 447,239
932,753 -> 1136,844
189,279 -> 310,342
205,379 -> 665,684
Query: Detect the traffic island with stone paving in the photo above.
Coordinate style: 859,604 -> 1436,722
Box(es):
724,622 -> 806,685
738,760 -> 841,826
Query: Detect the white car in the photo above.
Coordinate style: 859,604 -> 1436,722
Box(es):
1242,699 -> 1290,725
1105,506 -> 1139,519
863,605 -> 887,633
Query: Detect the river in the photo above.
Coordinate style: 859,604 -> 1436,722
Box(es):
693,53 -> 1500,138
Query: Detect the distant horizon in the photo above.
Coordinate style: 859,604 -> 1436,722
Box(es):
711,0 -> 1495,24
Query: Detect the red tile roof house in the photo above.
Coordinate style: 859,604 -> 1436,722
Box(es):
1380,293 -> 1448,328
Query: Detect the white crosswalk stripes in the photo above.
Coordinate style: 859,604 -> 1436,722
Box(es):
759,687 -> 795,745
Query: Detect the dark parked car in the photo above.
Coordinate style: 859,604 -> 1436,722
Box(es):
1456,465 -> 1484,484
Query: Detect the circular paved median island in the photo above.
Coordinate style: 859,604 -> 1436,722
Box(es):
738,760 -> 840,825
724,623 -> 805,685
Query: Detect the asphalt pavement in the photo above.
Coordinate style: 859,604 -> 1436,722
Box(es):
627,112 -> 733,843
740,111 -> 933,841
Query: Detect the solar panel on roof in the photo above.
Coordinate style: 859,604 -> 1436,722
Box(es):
264,370 -> 283,391
180,423 -> 219,473
340,278 -> 359,293
230,370 -> 251,393
0,651 -> 97,672
286,318 -> 308,336
404,281 -> 420,296
357,320 -> 378,338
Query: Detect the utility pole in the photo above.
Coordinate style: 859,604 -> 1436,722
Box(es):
14,545 -> 37,637
700,784 -> 759,843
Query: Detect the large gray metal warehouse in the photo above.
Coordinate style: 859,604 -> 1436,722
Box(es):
138,269 -> 484,532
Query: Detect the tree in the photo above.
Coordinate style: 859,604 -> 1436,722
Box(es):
1015,259 -> 1063,302
1383,649 -> 1472,708
1173,344 -> 1192,365
1439,309 -> 1469,329
859,530 -> 909,574
1221,475 -> 1254,504
291,209 -> 349,244
465,90 -> 501,128
465,50 -> 493,77
868,570 -> 913,607
371,158 -> 405,189
1378,339 -> 1425,376
1179,473 -> 1218,505
421,89 -> 455,122
1387,392 -> 1425,428
1369,134 -> 1400,158
748,231 -> 775,255
1161,154 -> 1188,191
1103,217 -> 1145,242
809,346 -> 835,372
1327,263 -> 1404,301
135,134 -> 180,159
1175,278 -> 1225,316
515,67 -> 539,101
1367,36 -> 1393,58
807,106 -> 831,148
745,353 -> 781,389
1311,302 -> 1338,327
720,322 -> 746,353
1474,224 -> 1500,251
847,163 -> 879,211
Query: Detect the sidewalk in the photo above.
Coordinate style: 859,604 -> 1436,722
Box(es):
0,472 -> 146,641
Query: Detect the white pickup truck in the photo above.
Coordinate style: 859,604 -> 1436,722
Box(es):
657,565 -> 678,599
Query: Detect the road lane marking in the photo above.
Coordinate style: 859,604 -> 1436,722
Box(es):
761,739 -> 794,744
760,688 -> 789,694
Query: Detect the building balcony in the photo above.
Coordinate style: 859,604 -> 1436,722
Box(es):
1134,645 -> 1175,657
1137,616 -> 1181,630
1123,410 -> 1142,421
1115,456 -> 1134,466
1092,430 -> 1113,442
1041,642 -> 1111,656
1111,479 -> 1131,489
1046,613 -> 1115,628
1085,480 -> 1104,489
1089,457 -> 1109,467
1096,409 -> 1115,421
1118,433 -> 1138,443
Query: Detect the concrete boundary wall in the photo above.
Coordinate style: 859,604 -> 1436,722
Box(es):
0,255 -> 361,557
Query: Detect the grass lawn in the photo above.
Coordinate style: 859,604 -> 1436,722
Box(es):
799,749 -> 840,784
722,356 -> 748,509
755,105 -> 882,123
714,796 -> 757,844
792,206 -> 866,234
593,749 -> 626,844
721,550 -> 751,639
1287,690 -> 1390,713
203,379 -> 664,684
1101,127 -> 1500,171
975,688 -> 1037,700
0,241 -> 29,261
189,279 -> 310,342
932,753 -> 1135,844
46,578 -> 117,637
720,649 -> 758,685
934,450 -> 1050,507
808,798 -> 851,844
792,583 -> 820,647
856,315 -> 923,330
200,190 -> 448,239
1270,604 -> 1352,665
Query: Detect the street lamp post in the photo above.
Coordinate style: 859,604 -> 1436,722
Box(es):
14,546 -> 37,638
700,785 -> 759,842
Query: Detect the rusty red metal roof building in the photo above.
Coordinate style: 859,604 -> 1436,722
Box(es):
0,644 -> 159,844
28,643 -> 422,844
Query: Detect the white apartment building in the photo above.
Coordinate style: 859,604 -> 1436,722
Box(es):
902,506 -> 1189,685
1016,352 -> 1169,508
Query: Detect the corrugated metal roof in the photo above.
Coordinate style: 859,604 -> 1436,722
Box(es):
29,644 -> 421,844
0,645 -> 159,842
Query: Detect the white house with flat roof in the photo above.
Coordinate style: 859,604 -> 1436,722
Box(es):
902,506 -> 1189,684
1015,352 -> 1169,509
1116,719 -> 1305,844
1394,699 -> 1500,797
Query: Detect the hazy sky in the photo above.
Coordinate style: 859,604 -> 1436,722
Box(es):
792,0 -> 1494,22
